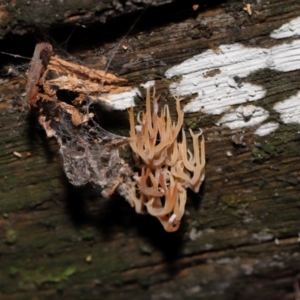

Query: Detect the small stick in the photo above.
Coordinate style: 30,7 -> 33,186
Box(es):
25,43 -> 53,108
105,177 -> 123,197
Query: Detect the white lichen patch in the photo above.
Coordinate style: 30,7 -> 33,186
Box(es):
218,106 -> 269,130
105,88 -> 140,110
273,92 -> 300,124
189,227 -> 203,241
241,264 -> 254,276
226,151 -> 232,157
165,43 -> 267,115
140,80 -> 156,88
271,40 -> 300,72
185,285 -> 202,296
236,104 -> 257,120
271,16 -> 300,39
166,40 -> 300,116
254,122 -> 279,136
252,230 -> 274,242
164,15 -> 300,135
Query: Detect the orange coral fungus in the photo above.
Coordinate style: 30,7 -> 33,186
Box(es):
128,88 -> 205,232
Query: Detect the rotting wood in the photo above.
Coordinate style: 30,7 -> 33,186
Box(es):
1,0 -> 300,299
0,0 -> 175,40
26,43 -> 132,108
25,43 -> 134,203
25,42 -> 53,108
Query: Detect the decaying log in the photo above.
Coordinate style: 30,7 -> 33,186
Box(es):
25,43 -> 131,107
0,0 -> 174,39
1,1 -> 300,299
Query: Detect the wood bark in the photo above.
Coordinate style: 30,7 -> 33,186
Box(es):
0,0 -> 173,39
1,0 -> 300,299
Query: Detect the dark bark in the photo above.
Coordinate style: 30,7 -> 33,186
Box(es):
0,0 -> 175,39
1,0 -> 300,299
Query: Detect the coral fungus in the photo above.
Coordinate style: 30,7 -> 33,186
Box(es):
26,43 -> 205,233
128,88 -> 205,232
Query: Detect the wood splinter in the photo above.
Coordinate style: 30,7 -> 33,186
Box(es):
25,42 -> 132,109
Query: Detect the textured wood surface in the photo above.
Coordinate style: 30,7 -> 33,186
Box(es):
0,0 -> 173,39
1,0 -> 300,299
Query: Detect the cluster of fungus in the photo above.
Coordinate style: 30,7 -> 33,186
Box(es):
128,88 -> 205,232
26,43 -> 206,233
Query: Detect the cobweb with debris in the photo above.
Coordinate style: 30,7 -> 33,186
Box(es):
26,42 -> 134,200
46,106 -> 133,199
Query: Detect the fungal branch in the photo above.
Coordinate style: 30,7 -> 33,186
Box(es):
128,88 -> 205,232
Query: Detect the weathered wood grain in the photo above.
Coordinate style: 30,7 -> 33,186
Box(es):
0,0 -> 174,39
